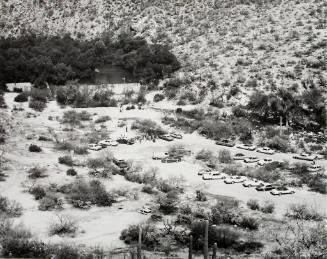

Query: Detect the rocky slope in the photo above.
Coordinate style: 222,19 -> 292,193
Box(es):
1,0 -> 326,103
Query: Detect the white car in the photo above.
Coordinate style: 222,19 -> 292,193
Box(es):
211,173 -> 228,180
88,143 -> 102,151
257,158 -> 273,166
293,153 -> 318,161
202,173 -> 213,180
243,179 -> 265,187
236,144 -> 256,151
224,176 -> 247,184
99,139 -> 118,147
244,157 -> 260,163
270,187 -> 295,195
257,147 -> 275,155
307,165 -> 322,172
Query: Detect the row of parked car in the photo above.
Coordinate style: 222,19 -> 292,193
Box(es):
198,169 -> 295,195
158,133 -> 183,142
216,139 -> 322,162
88,137 -> 137,151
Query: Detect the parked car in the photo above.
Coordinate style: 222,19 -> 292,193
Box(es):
113,158 -> 129,169
211,173 -> 228,180
244,156 -> 260,163
139,206 -> 152,214
215,139 -> 235,147
257,158 -> 273,166
293,153 -> 318,161
117,138 -> 134,145
98,139 -> 118,147
152,152 -> 168,160
243,179 -> 264,187
202,173 -> 213,180
88,143 -> 102,151
233,153 -> 247,160
256,184 -> 277,191
198,168 -> 212,175
257,147 -> 275,155
270,186 -> 295,195
224,176 -> 247,184
170,133 -> 183,139
158,134 -> 174,141
236,144 -> 256,151
307,165 -> 322,172
161,157 -> 181,163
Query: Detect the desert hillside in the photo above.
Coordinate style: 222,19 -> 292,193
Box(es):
1,0 -> 326,101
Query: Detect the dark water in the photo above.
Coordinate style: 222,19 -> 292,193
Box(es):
94,65 -> 137,84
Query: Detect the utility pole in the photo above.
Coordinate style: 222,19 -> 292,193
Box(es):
188,235 -> 193,259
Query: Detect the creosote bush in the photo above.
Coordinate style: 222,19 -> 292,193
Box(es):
0,196 -> 23,217
49,215 -> 78,237
28,144 -> 42,152
58,155 -> 73,166
27,166 -> 47,179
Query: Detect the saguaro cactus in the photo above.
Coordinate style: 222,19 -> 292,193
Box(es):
212,242 -> 217,259
189,235 -> 193,259
137,226 -> 142,259
204,220 -> 209,259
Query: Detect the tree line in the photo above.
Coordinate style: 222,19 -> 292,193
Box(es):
0,33 -> 180,89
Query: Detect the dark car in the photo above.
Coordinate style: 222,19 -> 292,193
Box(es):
116,138 -> 134,145
255,184 -> 277,191
161,157 -> 181,163
158,134 -> 174,141
215,139 -> 235,147
113,158 -> 129,169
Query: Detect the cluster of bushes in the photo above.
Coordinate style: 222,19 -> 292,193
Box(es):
247,199 -> 275,214
131,119 -> 165,136
58,155 -> 74,166
0,218 -> 104,259
153,93 -> 165,102
291,163 -> 326,194
55,140 -> 88,154
0,196 -> 23,217
0,34 -> 180,90
285,203 -> 324,221
68,179 -> 115,209
62,110 -> 92,128
244,87 -> 325,131
56,85 -> 117,108
28,88 -> 49,112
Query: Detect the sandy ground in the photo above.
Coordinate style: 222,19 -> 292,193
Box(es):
1,92 -> 326,249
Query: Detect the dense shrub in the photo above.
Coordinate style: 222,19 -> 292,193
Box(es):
131,119 -> 165,136
153,93 -> 165,102
28,144 -> 42,152
38,135 -> 52,141
68,180 -> 114,208
95,115 -> 111,123
157,192 -> 179,214
27,166 -> 47,179
267,135 -> 290,152
196,149 -> 214,162
195,190 -> 207,201
260,201 -> 275,214
58,155 -> 73,166
29,186 -> 46,200
239,216 -> 259,230
14,92 -> 29,102
55,141 -> 74,151
73,145 -> 89,155
218,149 -> 232,163
190,222 -> 240,250
247,199 -> 260,210
66,168 -> 77,176
38,194 -> 63,211
120,223 -> 160,249
285,204 -> 323,221
0,196 -> 23,217
28,99 -> 46,111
